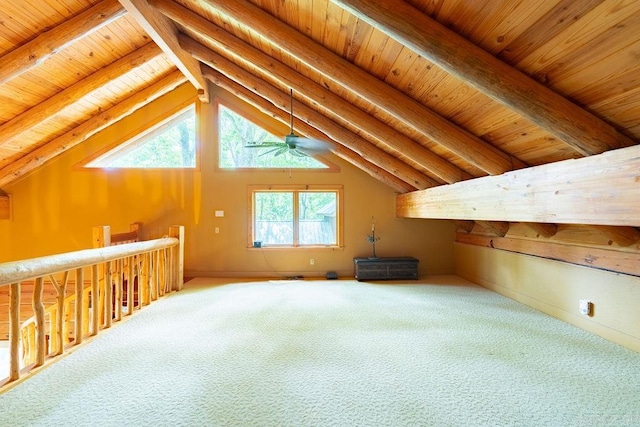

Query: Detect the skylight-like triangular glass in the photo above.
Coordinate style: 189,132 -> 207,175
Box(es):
218,104 -> 328,169
86,105 -> 196,168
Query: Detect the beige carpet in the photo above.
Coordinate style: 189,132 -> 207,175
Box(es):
1,275 -> 639,426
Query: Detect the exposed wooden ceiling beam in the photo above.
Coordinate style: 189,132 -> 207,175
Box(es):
0,0 -> 126,85
152,0 -> 468,185
204,69 -> 415,194
118,0 -> 208,102
476,221 -> 510,237
332,0 -> 636,156
0,43 -> 162,149
199,61 -> 435,191
0,72 -> 187,188
396,144 -> 640,227
198,0 -> 524,176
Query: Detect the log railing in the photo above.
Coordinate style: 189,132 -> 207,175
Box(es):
0,225 -> 184,388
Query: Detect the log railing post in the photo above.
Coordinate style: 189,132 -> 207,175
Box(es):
91,264 -> 99,336
75,268 -> 84,344
33,277 -> 46,367
9,282 -> 20,381
168,225 -> 184,291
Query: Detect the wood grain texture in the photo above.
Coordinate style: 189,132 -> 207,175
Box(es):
397,144 -> 640,227
201,0 -> 521,175
332,0 -> 635,156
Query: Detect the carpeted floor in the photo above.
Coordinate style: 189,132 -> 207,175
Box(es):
1,275 -> 639,426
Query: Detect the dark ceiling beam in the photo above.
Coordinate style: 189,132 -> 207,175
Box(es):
0,72 -> 187,188
196,54 -> 436,190
196,0 -> 524,176
203,68 -> 415,194
396,145 -> 640,227
332,0 -> 636,156
152,0 -> 469,184
0,43 -> 163,149
0,0 -> 126,85
118,0 -> 209,102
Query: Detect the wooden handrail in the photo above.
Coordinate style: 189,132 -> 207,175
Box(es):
0,238 -> 177,285
1,226 -> 184,389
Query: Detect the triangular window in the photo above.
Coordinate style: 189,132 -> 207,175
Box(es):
218,104 -> 329,169
85,105 -> 197,168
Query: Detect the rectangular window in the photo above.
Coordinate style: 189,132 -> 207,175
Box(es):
249,185 -> 343,248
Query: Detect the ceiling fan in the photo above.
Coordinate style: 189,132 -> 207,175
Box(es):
244,89 -> 330,157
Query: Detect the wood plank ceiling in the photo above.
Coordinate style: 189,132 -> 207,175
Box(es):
0,1 -> 639,231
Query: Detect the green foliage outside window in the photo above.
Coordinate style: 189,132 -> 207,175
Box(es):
218,104 -> 327,169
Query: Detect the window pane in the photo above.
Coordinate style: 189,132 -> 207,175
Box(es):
299,192 -> 337,245
86,106 -> 196,168
254,192 -> 294,245
218,104 -> 328,169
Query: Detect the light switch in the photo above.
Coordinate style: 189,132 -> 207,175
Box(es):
215,227 -> 220,234
215,210 -> 224,217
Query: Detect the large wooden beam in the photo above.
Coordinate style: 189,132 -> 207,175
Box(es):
0,0 -> 126,85
118,0 -> 208,102
201,63 -> 434,191
197,0 -> 522,175
332,0 -> 636,156
397,144 -> 640,227
0,43 -> 162,148
153,0 -> 467,185
205,70 -> 414,194
0,72 -> 187,188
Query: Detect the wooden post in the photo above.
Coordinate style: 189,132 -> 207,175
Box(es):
105,261 -> 113,329
9,282 -> 20,381
33,277 -> 46,367
169,225 -> 184,291
115,258 -> 123,321
91,264 -> 99,336
126,256 -> 134,315
75,268 -> 84,344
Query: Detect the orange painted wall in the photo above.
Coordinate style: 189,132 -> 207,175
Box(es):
0,83 -> 455,277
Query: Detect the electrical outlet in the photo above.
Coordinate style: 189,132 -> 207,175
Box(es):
309,258 -> 315,265
579,299 -> 593,316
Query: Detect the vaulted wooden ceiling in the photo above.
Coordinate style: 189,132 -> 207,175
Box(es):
0,0 -> 639,228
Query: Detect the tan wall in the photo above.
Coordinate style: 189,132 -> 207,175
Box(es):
0,83 -> 455,278
454,242 -> 640,352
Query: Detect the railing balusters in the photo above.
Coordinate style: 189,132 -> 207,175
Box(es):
75,268 -> 84,345
33,277 -> 46,367
1,229 -> 183,388
91,264 -> 99,336
9,282 -> 20,381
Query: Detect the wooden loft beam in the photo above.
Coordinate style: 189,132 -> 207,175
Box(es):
476,221 -> 510,237
0,72 -> 187,188
332,0 -> 636,156
200,62 -> 435,191
152,0 -> 468,185
197,0 -> 523,176
204,70 -> 414,194
522,222 -> 558,238
396,144 -> 640,227
0,43 -> 162,149
0,0 -> 126,85
588,225 -> 640,247
118,0 -> 209,102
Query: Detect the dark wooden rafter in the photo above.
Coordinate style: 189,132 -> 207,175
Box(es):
0,72 -> 188,188
0,0 -> 126,85
197,55 -> 436,190
397,144 -> 640,227
118,0 -> 209,102
152,0 -> 469,185
195,0 -> 524,175
204,68 -> 415,194
0,43 -> 163,149
332,0 -> 636,156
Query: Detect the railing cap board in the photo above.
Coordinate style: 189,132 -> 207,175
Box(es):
0,237 -> 178,285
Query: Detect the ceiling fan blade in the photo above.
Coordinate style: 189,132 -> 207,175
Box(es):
293,137 -> 332,153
